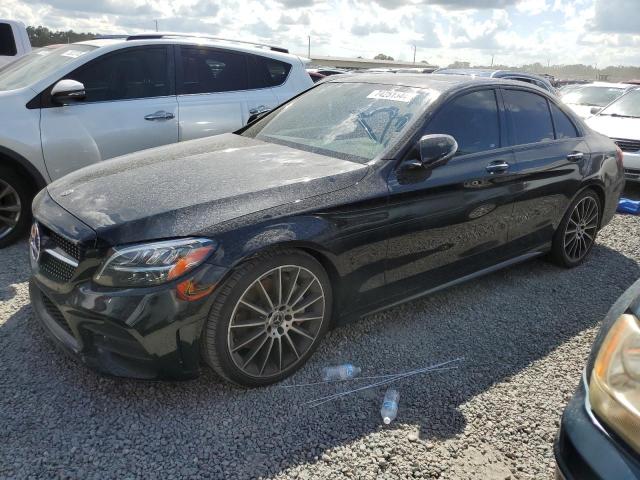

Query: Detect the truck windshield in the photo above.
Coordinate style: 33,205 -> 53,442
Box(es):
242,82 -> 435,163
0,44 -> 97,91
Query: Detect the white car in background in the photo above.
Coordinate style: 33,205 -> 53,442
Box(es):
0,34 -> 312,246
0,19 -> 31,67
586,87 -> 640,183
561,82 -> 631,118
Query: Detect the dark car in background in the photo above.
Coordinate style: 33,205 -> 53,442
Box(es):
435,68 -> 556,94
555,278 -> 640,479
29,74 -> 624,386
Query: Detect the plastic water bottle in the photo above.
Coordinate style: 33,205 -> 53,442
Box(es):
321,364 -> 361,382
380,388 -> 400,425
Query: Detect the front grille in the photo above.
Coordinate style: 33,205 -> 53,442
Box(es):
41,294 -> 74,338
613,138 -> 640,153
625,168 -> 640,181
40,225 -> 83,261
40,253 -> 76,282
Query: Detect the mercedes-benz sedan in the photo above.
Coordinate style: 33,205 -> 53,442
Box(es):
29,74 -> 625,386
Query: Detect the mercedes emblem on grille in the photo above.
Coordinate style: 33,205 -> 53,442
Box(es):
29,223 -> 41,263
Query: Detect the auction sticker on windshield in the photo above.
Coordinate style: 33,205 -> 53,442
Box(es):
367,89 -> 418,103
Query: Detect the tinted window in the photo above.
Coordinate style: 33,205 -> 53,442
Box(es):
248,55 -> 291,88
426,89 -> 500,155
180,47 -> 247,94
0,24 -> 17,56
503,90 -> 554,145
550,103 -> 578,139
68,47 -> 169,102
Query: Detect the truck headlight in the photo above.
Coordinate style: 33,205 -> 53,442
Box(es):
590,312 -> 640,452
94,238 -> 216,287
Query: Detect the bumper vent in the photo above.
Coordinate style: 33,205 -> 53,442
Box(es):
41,225 -> 83,261
41,294 -> 74,338
40,254 -> 76,282
613,138 -> 640,153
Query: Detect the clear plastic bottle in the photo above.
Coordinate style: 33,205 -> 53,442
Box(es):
380,388 -> 399,424
321,364 -> 361,382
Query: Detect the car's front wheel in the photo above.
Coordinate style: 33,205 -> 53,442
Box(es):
201,249 -> 332,386
0,167 -> 32,248
550,189 -> 601,268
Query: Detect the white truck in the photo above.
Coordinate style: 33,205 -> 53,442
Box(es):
0,20 -> 31,67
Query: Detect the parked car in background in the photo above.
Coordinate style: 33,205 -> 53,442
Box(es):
555,278 -> 640,479
561,82 -> 631,118
433,68 -> 556,94
0,34 -> 312,247
29,74 -> 623,386
0,19 -> 31,67
587,87 -> 640,183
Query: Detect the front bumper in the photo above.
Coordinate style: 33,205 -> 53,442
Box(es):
623,152 -> 640,183
554,375 -> 640,480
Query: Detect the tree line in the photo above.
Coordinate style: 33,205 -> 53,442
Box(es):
27,26 -> 96,47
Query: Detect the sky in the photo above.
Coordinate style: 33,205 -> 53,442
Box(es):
3,0 -> 640,67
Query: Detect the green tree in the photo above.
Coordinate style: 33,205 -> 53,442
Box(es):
374,53 -> 394,61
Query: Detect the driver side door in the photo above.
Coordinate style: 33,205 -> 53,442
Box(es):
383,87 -> 520,302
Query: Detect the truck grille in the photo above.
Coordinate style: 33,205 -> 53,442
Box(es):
613,138 -> 640,153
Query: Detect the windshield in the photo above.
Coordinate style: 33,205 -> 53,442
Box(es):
599,89 -> 640,118
562,85 -> 626,107
242,82 -> 435,162
0,44 -> 96,91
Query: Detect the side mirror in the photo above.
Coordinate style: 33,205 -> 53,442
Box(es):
51,79 -> 86,105
590,106 -> 602,115
415,134 -> 458,168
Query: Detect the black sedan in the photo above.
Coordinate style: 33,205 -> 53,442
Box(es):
555,278 -> 640,479
29,74 -> 625,386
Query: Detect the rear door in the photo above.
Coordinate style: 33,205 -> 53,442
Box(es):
384,87 -> 519,301
41,45 -> 178,180
176,46 -> 279,141
501,88 -> 589,251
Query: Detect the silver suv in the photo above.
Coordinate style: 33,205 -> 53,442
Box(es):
0,34 -> 312,246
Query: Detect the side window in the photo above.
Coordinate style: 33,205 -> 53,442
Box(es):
426,89 -> 500,156
503,90 -> 554,145
179,47 -> 248,94
0,24 -> 17,56
248,55 -> 292,89
549,102 -> 579,139
67,47 -> 169,102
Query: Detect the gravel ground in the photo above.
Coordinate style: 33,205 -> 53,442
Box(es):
1,209 -> 640,480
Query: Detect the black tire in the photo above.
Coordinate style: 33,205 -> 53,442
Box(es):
201,249 -> 333,387
0,166 -> 33,248
549,189 -> 601,268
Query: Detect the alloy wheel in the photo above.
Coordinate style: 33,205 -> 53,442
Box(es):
227,265 -> 326,378
0,179 -> 21,241
563,196 -> 599,262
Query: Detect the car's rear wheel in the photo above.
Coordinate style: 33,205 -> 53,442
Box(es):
201,249 -> 332,386
0,167 -> 32,248
550,189 -> 601,268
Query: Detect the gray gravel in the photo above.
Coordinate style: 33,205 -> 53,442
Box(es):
1,210 -> 640,480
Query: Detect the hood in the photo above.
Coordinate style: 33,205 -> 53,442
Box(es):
48,134 -> 368,245
565,103 -> 596,119
586,115 -> 640,141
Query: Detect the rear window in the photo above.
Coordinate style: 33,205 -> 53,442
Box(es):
248,55 -> 291,88
0,23 -> 17,56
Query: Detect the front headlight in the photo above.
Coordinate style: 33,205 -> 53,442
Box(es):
94,238 -> 216,287
590,312 -> 640,452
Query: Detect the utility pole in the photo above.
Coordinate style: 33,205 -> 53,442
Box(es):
308,35 -> 311,58
491,54 -> 494,67
412,44 -> 416,64
155,20 -> 158,32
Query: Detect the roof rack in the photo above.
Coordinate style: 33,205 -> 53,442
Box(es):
125,33 -> 289,54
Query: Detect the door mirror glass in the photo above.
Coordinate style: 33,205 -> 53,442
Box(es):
418,134 -> 458,167
51,79 -> 86,105
590,106 -> 602,115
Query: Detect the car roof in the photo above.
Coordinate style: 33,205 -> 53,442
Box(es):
325,73 -> 550,95
74,35 -> 302,62
435,68 -> 550,82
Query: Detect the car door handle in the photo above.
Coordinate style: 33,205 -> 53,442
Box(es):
144,111 -> 175,121
567,152 -> 584,162
486,161 -> 510,174
249,105 -> 270,115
